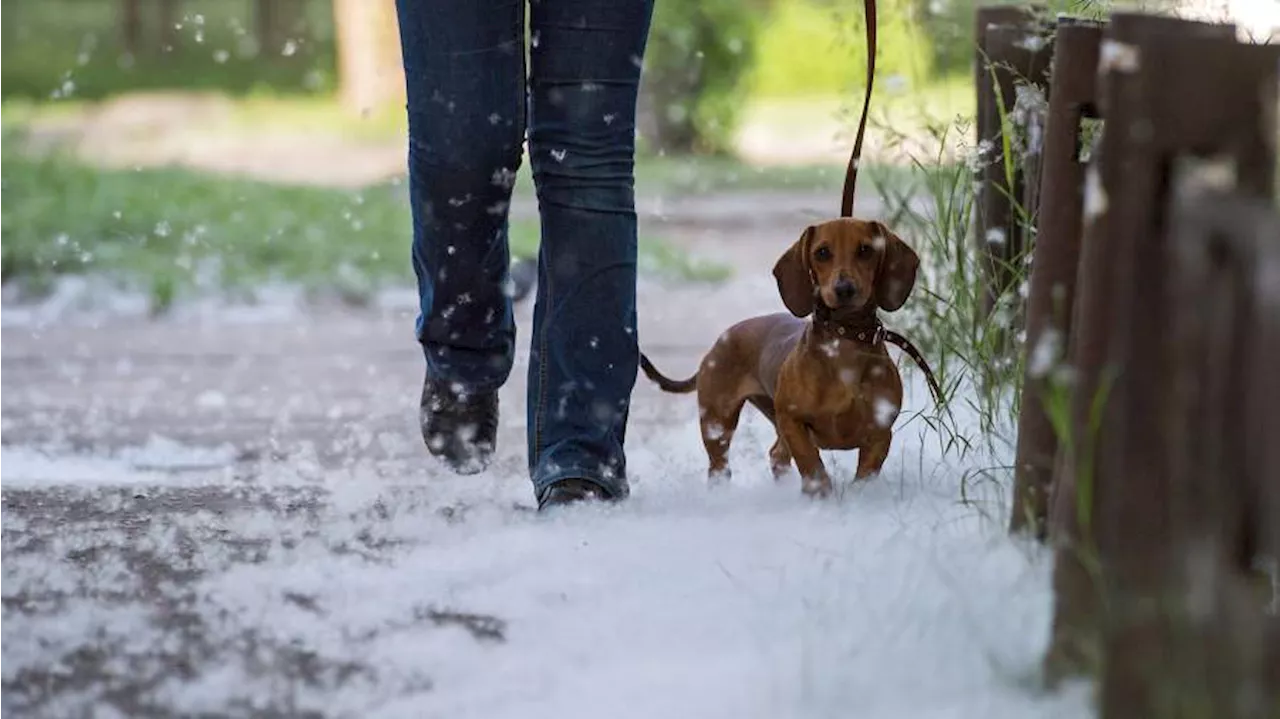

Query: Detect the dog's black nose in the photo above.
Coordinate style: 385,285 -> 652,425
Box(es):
834,278 -> 858,302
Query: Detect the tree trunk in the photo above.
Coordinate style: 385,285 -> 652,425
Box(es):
160,0 -> 180,50
333,0 -> 404,116
121,0 -> 143,55
281,0 -> 309,45
258,0 -> 312,58
257,0 -> 282,56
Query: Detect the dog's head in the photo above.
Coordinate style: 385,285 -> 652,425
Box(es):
772,218 -> 920,318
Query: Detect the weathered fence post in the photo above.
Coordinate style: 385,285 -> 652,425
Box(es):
1041,11 -> 1240,686
1159,190 -> 1280,719
1009,16 -> 1106,540
1094,16 -> 1280,693
972,5 -> 1054,324
1035,8 -> 1280,712
1248,215 -> 1280,698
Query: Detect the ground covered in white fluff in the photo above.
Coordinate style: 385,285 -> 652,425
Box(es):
1,372 -> 1094,718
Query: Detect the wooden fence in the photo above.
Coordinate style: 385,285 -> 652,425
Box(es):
978,6 -> 1280,717
971,6 -> 1053,327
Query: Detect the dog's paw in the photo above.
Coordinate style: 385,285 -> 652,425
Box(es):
707,469 -> 732,488
801,475 -> 833,498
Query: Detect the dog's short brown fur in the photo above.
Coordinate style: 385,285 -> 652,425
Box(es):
640,218 -> 920,497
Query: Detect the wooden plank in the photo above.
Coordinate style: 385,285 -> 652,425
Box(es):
1011,17 -> 1106,540
1083,22 -> 1278,717
1041,11 -> 1240,687
972,5 -> 1053,325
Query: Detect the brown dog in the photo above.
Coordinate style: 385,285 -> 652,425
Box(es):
640,218 -> 921,497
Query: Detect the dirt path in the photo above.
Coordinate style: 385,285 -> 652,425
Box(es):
18,91 -> 962,189
0,206 -> 849,464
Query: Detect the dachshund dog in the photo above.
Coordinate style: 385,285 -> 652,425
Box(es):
640,218 -> 921,497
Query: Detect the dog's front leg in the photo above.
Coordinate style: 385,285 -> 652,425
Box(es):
768,437 -> 792,479
776,411 -> 831,497
855,430 -> 892,480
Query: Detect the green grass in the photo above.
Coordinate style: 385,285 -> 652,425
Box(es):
1,141 -> 728,313
863,95 -> 1027,460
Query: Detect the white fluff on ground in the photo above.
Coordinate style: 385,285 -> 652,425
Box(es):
1,371 -> 1094,719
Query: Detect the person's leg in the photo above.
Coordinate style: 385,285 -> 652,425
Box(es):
525,0 -> 655,506
394,0 -> 526,474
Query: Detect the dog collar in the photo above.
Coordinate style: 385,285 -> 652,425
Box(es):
841,323 -> 885,344
813,308 -> 885,345
828,321 -> 885,344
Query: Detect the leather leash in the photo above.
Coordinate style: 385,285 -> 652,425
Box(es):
884,329 -> 944,405
841,0 -> 877,218
838,0 -> 945,408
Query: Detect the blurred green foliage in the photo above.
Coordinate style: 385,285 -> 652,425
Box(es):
749,0 -> 936,98
638,0 -> 982,152
1,0 -> 1001,154
0,0 -> 968,297
638,0 -> 765,155
0,0 -> 337,100
0,0 -> 1080,153
912,0 -> 984,80
0,127 -> 736,303
0,131 -> 420,304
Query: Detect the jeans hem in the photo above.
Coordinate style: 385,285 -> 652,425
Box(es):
420,343 -> 509,396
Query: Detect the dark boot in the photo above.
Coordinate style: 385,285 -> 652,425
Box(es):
536,478 -> 614,511
508,256 -> 538,304
420,375 -> 499,475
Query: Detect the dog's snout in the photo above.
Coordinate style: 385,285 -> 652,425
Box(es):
834,278 -> 858,302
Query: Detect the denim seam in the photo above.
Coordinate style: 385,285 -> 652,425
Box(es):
533,254 -> 550,469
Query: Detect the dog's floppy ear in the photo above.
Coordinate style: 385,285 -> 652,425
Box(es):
872,221 -> 919,312
773,225 -> 816,317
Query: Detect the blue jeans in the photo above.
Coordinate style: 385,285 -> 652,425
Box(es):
394,0 -> 655,500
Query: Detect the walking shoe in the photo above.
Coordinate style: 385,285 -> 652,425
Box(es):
509,255 -> 538,304
419,374 -> 498,475
536,478 -> 613,511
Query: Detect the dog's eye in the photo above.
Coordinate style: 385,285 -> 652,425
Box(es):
857,244 -> 873,258
813,246 -> 832,262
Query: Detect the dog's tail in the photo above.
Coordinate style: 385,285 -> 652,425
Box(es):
639,353 -> 698,394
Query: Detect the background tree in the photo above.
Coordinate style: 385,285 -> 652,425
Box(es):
638,0 -> 765,155
120,0 -> 143,55
160,0 -> 178,49
259,0 -> 309,56
332,0 -> 403,116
